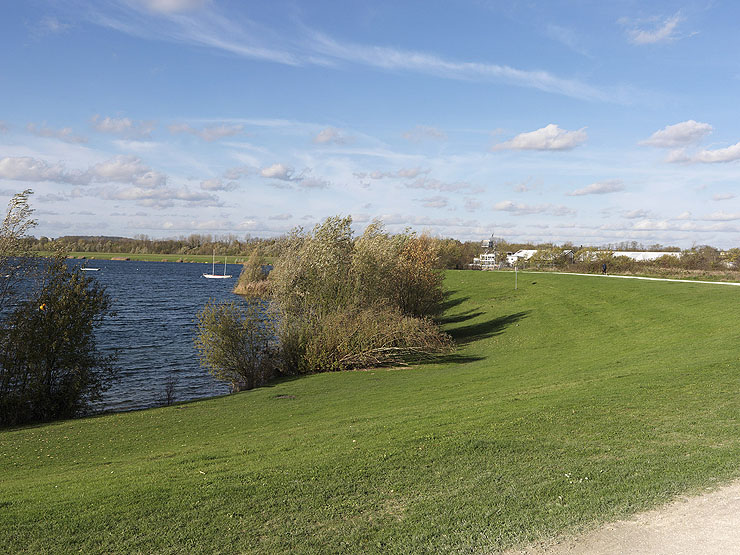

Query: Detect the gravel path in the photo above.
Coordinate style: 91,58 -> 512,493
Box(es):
507,480 -> 740,554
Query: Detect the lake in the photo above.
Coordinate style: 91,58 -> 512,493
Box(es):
71,258 -> 244,412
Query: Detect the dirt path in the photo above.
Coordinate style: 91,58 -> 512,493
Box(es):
507,479 -> 740,554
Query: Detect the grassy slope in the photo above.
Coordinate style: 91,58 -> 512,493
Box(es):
3,270 -> 740,553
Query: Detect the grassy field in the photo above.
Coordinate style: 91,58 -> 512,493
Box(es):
3,270 -> 740,553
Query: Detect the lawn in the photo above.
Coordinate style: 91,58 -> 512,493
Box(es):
3,270 -> 740,553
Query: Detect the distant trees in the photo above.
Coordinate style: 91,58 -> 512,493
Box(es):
0,191 -> 116,427
195,216 -> 452,387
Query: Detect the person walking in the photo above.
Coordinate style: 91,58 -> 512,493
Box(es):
602,262 -> 607,275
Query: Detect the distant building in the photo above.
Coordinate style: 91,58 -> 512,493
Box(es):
611,251 -> 680,262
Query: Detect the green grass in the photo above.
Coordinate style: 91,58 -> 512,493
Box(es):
4,270 -> 740,553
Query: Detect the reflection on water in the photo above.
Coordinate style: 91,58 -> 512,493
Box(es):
70,259 -> 243,412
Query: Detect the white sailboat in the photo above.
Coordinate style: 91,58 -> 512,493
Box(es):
203,251 -> 232,279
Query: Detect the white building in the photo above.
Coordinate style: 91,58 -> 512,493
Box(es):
611,251 -> 680,261
471,252 -> 499,269
505,249 -> 537,266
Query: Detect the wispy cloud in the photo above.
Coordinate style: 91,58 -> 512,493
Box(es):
83,2 -> 616,102
132,0 -> 210,15
622,12 -> 685,45
169,122 -> 243,141
402,125 -> 447,142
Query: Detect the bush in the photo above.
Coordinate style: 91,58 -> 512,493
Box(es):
298,304 -> 452,373
0,253 -> 116,426
196,216 -> 452,385
194,300 -> 277,391
269,217 -> 450,374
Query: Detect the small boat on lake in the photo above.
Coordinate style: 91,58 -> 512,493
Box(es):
81,267 -> 100,272
203,252 -> 232,279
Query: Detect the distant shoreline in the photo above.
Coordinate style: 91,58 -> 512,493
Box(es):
34,251 -> 249,264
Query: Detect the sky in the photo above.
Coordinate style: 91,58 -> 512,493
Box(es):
3,0 -> 740,247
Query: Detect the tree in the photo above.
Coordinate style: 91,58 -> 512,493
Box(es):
0,252 -> 116,426
0,190 -> 37,312
0,192 -> 116,426
194,300 -> 277,391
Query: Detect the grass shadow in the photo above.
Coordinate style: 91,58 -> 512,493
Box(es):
438,290 -> 470,313
447,311 -> 530,345
437,308 -> 485,325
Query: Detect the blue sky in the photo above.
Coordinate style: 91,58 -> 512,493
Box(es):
3,0 -> 740,247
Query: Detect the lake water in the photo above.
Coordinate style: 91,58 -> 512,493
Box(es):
70,259 -> 244,412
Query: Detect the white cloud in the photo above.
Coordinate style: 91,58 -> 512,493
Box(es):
0,157 -> 85,184
91,115 -> 156,138
705,211 -> 740,221
402,125 -> 447,142
406,177 -> 478,193
356,167 -> 430,180
623,209 -> 651,219
0,155 -> 165,188
26,122 -> 87,144
169,122 -> 243,141
299,176 -> 330,189
492,124 -> 587,151
713,193 -> 736,201
493,200 -> 576,217
38,16 -> 71,34
464,199 -> 482,212
625,13 -> 683,45
664,148 -> 690,163
545,24 -> 590,57
313,127 -> 350,144
200,178 -> 237,191
89,156 -> 167,188
691,142 -> 740,164
567,179 -> 624,196
269,213 -> 292,220
104,186 -> 219,208
223,166 -> 250,180
260,163 -> 295,181
641,120 -> 712,148
419,195 -> 448,208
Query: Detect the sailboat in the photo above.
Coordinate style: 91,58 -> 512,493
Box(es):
203,251 -> 232,279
